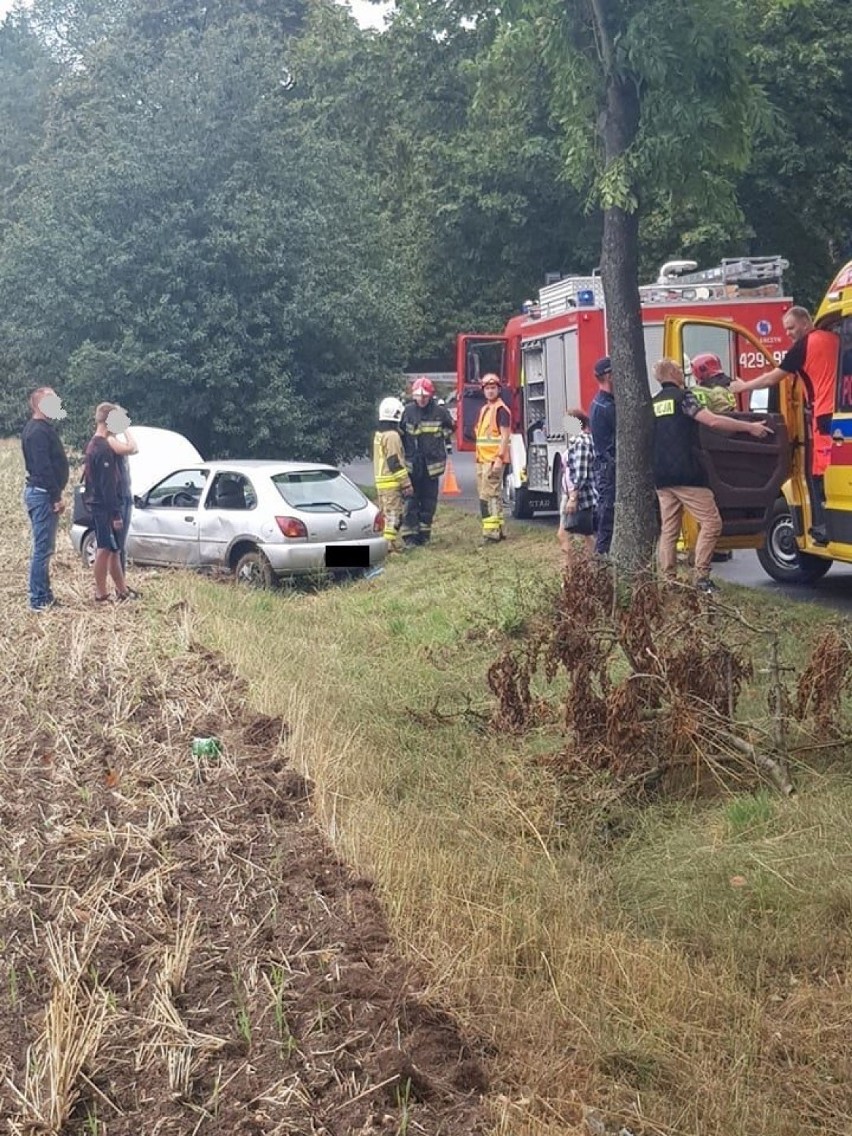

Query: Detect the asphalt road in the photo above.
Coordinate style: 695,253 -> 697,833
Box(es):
345,451 -> 852,611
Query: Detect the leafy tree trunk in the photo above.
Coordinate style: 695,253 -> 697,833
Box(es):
593,20 -> 657,576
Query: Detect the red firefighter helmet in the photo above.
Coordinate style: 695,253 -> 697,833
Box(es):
411,376 -> 435,398
480,372 -> 501,388
691,353 -> 724,384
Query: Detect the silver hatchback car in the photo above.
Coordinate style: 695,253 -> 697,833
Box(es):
71,451 -> 387,586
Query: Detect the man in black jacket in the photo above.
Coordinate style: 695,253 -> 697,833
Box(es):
652,359 -> 772,594
21,387 -> 69,610
399,377 -> 454,546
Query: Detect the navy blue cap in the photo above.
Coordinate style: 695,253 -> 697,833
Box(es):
594,356 -> 612,379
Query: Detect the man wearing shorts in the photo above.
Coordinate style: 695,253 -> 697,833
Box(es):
84,402 -> 133,602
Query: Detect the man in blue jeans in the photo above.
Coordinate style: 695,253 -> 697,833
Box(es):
21,387 -> 69,610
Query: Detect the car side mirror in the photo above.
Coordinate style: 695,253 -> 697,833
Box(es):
133,494 -> 146,508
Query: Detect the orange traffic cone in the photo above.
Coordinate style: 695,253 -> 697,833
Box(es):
441,457 -> 462,497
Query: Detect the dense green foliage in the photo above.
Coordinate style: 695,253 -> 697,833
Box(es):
0,0 -> 849,457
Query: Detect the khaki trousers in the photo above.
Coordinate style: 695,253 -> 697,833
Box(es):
476,462 -> 504,538
656,485 -> 722,580
378,488 -> 405,549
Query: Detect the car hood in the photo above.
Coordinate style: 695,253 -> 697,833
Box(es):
124,427 -> 203,495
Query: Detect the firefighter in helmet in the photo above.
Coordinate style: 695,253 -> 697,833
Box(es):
474,373 -> 511,542
690,353 -> 736,414
373,397 -> 413,552
399,376 -> 454,547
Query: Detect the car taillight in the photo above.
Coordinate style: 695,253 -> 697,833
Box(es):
373,511 -> 385,534
275,516 -> 307,538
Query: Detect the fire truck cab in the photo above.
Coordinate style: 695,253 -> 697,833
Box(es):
456,256 -> 792,520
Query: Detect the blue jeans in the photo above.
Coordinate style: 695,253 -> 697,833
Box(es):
25,486 -> 59,609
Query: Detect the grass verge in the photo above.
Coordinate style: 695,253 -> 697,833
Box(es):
179,504 -> 852,1136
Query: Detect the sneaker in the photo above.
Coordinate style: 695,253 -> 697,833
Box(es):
694,577 -> 718,595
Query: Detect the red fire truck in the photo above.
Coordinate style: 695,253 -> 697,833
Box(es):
455,256 -> 792,517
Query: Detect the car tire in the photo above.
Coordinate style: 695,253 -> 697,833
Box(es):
756,498 -> 832,585
81,529 -> 96,569
235,550 -> 278,590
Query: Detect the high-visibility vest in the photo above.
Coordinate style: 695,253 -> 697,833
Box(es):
475,399 -> 510,464
373,429 -> 410,492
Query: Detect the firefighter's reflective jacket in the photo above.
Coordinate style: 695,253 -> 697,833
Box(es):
400,399 -> 454,479
373,426 -> 412,492
475,399 -> 511,464
692,378 -> 736,414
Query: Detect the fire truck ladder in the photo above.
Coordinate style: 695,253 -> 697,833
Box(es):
640,256 -> 789,303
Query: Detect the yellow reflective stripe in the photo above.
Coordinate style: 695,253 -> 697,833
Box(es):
653,399 -> 675,417
376,474 -> 400,490
409,424 -> 443,433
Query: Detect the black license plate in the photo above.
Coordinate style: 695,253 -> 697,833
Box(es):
324,544 -> 369,569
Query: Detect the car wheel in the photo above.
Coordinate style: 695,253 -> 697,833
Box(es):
81,529 -> 96,569
756,498 -> 832,585
235,550 -> 278,589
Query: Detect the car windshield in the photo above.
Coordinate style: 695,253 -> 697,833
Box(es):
272,470 -> 368,513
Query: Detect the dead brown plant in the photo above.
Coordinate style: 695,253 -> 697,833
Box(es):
486,559 -> 809,794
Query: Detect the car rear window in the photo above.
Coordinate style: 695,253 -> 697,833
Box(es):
272,470 -> 369,512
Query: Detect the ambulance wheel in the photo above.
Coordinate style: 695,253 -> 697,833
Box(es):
505,473 -> 532,519
756,498 -> 832,585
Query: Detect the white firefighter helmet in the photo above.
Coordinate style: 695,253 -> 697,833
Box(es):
379,396 -> 404,422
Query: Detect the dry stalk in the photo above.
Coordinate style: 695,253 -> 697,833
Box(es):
10,922 -> 111,1134
145,911 -> 228,1099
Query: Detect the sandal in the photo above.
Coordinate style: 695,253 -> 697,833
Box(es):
94,594 -> 112,604
116,588 -> 142,601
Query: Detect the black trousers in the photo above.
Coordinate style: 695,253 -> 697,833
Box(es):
401,470 -> 440,538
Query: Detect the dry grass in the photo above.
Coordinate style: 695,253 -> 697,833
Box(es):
4,433 -> 852,1135
0,439 -> 486,1136
182,499 -> 852,1136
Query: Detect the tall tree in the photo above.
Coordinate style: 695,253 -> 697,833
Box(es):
738,0 -> 852,309
0,0 -> 418,458
291,0 -> 597,370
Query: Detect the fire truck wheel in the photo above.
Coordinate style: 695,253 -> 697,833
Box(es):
504,472 -> 532,519
756,498 -> 832,585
